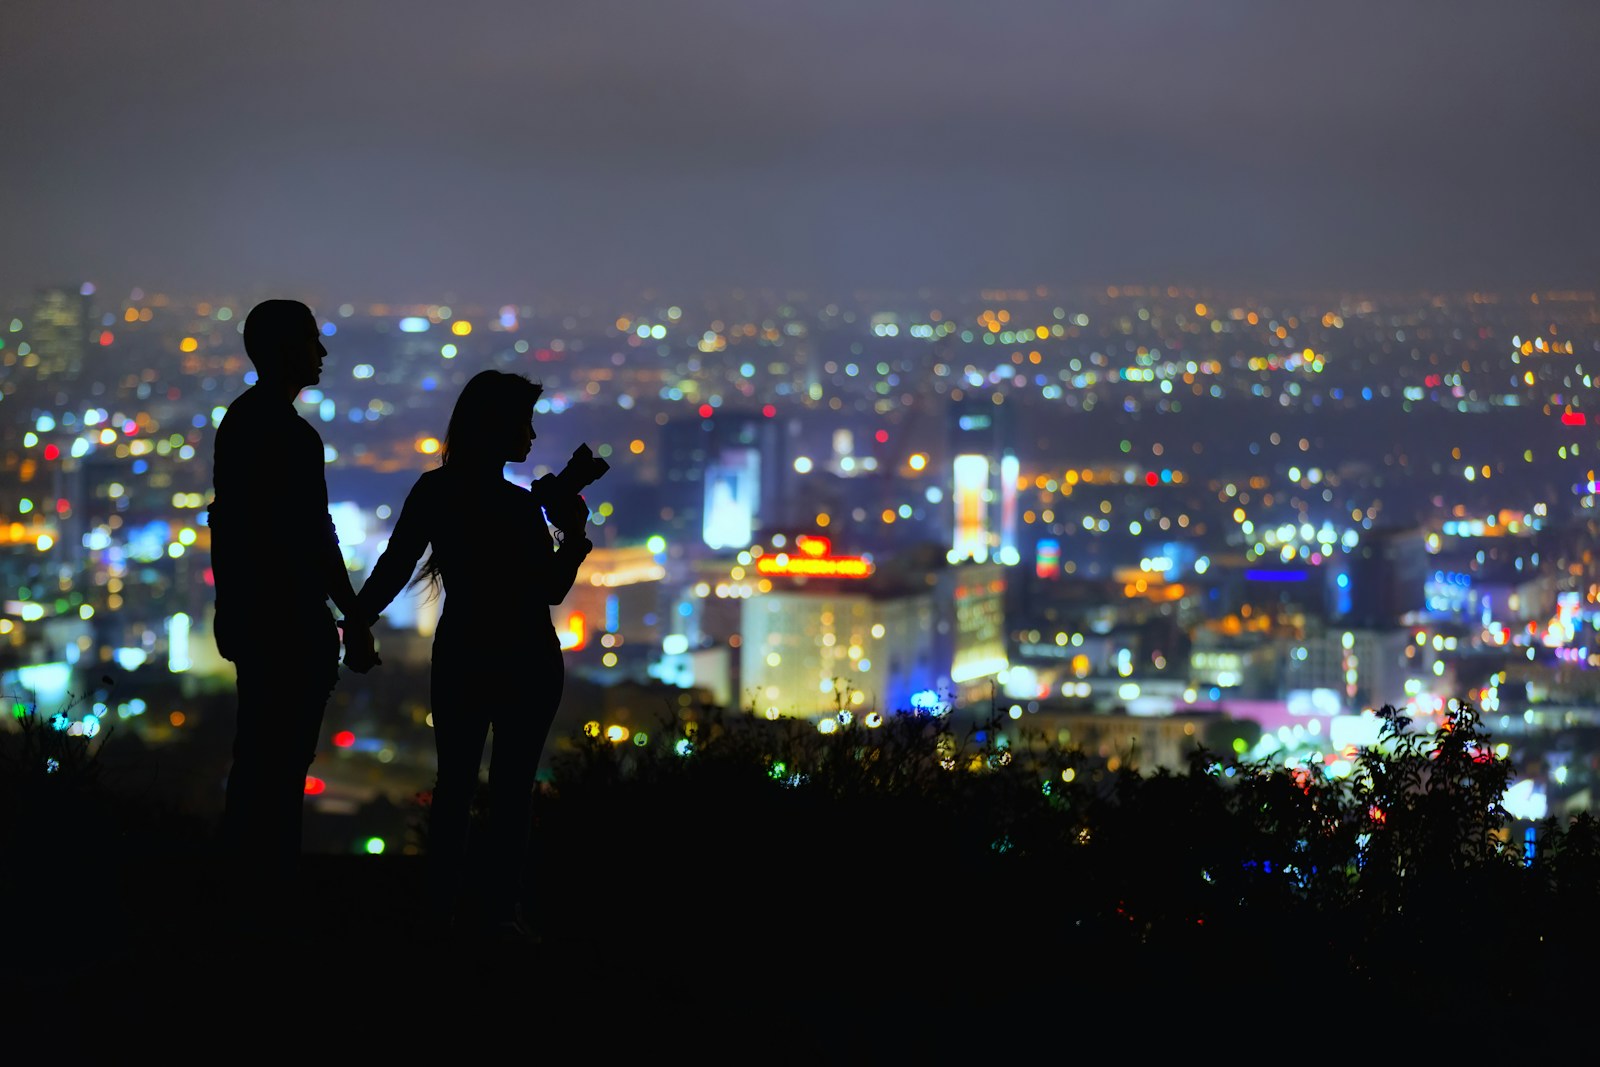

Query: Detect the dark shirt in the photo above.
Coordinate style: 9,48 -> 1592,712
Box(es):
355,466 -> 591,653
209,384 -> 341,659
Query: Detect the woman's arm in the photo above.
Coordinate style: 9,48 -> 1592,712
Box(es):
355,474 -> 435,626
542,532 -> 593,605
538,493 -> 593,605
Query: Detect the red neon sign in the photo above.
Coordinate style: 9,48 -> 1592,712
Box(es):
755,535 -> 874,578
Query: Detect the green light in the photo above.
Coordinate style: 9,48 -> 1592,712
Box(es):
1232,737 -> 1248,754
364,837 -> 385,855
12,702 -> 26,719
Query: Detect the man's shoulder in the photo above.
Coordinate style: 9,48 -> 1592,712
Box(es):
216,385 -> 282,431
224,383 -> 271,412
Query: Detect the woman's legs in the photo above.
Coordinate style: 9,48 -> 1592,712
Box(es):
483,651 -> 564,924
427,660 -> 492,922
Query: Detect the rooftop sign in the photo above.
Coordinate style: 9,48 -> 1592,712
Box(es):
755,535 -> 874,579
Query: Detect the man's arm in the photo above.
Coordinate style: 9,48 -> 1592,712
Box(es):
326,524 -> 361,621
330,531 -> 380,673
306,419 -> 376,669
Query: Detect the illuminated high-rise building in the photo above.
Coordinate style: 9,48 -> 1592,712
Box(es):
703,447 -> 760,550
951,454 -> 990,561
733,538 -> 1007,718
946,398 -> 1018,565
659,410 -> 794,549
29,284 -> 93,380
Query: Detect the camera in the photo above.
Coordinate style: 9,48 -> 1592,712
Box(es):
539,443 -> 609,500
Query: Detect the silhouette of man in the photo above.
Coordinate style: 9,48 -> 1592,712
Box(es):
209,299 -> 378,896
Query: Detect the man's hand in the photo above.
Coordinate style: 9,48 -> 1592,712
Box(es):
341,620 -> 382,674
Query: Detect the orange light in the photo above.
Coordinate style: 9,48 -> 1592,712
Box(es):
796,535 -> 830,557
560,611 -> 587,650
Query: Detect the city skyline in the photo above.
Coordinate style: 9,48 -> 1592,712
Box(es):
4,278 -> 1599,837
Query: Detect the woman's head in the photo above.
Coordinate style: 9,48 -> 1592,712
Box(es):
440,370 -> 543,467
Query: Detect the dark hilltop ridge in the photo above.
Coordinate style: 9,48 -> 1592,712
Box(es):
6,695 -> 1599,1044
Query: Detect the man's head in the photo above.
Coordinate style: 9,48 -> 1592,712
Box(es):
243,299 -> 326,391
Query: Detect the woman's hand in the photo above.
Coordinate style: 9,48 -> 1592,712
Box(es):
545,493 -> 589,538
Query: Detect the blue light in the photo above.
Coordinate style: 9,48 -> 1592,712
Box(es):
320,322 -> 336,336
398,317 -> 430,333
1246,569 -> 1307,582
1336,573 -> 1350,588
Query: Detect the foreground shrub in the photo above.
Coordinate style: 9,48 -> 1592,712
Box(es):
524,696 -> 1592,1000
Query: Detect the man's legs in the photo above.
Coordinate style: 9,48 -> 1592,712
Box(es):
220,618 -> 338,910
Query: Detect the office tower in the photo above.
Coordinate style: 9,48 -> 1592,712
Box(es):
946,397 -> 1018,565
30,284 -> 93,380
660,409 -> 793,550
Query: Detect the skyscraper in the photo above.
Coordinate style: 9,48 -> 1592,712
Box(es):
660,409 -> 794,549
946,397 -> 1018,566
29,283 -> 93,381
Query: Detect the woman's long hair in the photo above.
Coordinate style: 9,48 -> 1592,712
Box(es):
411,370 -> 543,594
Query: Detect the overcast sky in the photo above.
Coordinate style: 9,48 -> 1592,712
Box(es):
4,0 -> 1598,303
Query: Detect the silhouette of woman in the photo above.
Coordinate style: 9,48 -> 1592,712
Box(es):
354,370 -> 592,934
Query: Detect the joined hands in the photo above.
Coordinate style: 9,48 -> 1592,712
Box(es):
341,619 -> 382,674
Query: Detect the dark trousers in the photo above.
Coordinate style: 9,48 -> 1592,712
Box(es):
428,640 -> 563,923
220,615 -> 339,878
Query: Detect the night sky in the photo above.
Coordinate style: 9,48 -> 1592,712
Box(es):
5,0 -> 1598,302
